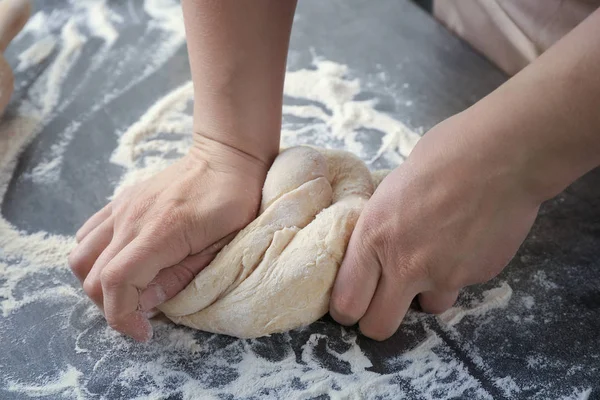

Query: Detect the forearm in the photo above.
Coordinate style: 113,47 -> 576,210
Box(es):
445,8 -> 600,201
182,0 -> 297,166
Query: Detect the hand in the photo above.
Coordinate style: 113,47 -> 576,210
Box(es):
329,117 -> 542,340
69,135 -> 268,341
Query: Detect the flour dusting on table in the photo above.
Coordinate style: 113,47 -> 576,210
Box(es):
0,1 -> 594,399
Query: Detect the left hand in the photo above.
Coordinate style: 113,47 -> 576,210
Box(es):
68,136 -> 268,341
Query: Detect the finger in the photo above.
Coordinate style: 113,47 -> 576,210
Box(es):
139,252 -> 215,311
138,231 -> 237,311
82,230 -> 134,309
329,227 -> 381,326
76,202 -> 112,242
418,289 -> 459,314
102,273 -> 153,342
358,271 -> 421,341
69,218 -> 114,282
100,233 -> 189,341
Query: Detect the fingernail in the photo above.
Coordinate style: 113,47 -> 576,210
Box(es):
139,285 -> 167,312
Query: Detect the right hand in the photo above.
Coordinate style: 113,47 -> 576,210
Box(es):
68,135 -> 269,341
330,116 -> 542,340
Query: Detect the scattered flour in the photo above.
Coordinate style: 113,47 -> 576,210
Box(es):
439,282 -> 513,326
7,364 -> 85,399
532,270 -> 559,290
144,0 -> 186,37
283,60 -> 420,164
81,0 -> 121,44
494,376 -> 521,398
0,1 -> 581,399
559,388 -> 593,400
29,19 -> 86,117
522,295 -> 535,310
16,35 -> 57,71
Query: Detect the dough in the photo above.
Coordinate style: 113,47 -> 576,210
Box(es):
159,146 -> 384,338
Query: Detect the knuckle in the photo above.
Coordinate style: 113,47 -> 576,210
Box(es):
156,202 -> 186,228
75,230 -> 85,243
100,267 -> 123,290
387,253 -> 427,287
330,294 -> 362,325
122,205 -> 145,226
170,264 -> 195,287
116,197 -> 156,225
359,209 -> 388,250
83,278 -> 102,302
68,249 -> 86,277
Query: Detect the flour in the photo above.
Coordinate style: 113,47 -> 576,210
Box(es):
283,60 -> 421,164
439,282 -> 513,326
144,0 -> 185,37
0,1 -> 585,399
532,270 -> 559,290
7,364 -> 85,399
81,0 -> 121,44
27,19 -> 86,118
16,35 -> 57,71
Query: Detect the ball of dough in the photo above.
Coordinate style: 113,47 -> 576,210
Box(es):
159,146 -> 384,338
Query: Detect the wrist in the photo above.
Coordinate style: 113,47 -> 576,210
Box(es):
189,132 -> 270,181
192,106 -> 281,167
418,113 -> 545,207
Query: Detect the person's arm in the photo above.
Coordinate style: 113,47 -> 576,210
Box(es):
185,0 -> 296,166
69,0 -> 297,341
452,7 -> 600,202
330,9 -> 600,340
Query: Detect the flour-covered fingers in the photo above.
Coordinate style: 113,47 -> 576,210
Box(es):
329,226 -> 381,327
76,202 -> 112,243
418,289 -> 459,314
69,217 -> 114,282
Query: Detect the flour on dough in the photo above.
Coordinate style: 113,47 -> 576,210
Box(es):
159,146 -> 385,338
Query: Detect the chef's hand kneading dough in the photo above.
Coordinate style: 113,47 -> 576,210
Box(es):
159,146 -> 387,338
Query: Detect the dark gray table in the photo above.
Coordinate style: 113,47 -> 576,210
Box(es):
1,1 -> 598,399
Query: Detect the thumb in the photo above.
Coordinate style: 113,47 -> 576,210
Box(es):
138,232 -> 237,313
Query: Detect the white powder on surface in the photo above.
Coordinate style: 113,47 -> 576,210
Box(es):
283,60 -> 420,163
81,0 -> 121,44
439,282 -> 513,327
532,270 -> 559,290
144,0 -> 186,37
494,376 -> 521,398
16,35 -> 57,71
0,1 -> 584,399
29,19 -> 86,118
25,121 -> 81,184
7,364 -> 85,399
559,388 -> 593,400
13,0 -> 187,185
522,295 -> 535,310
